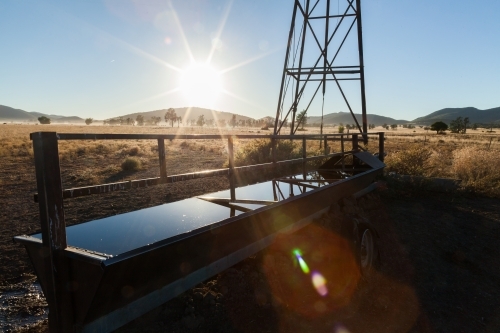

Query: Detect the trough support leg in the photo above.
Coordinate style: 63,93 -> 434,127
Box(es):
31,132 -> 74,333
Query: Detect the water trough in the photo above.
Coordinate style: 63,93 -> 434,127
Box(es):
14,132 -> 384,332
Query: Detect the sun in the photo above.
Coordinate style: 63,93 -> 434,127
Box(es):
179,63 -> 222,107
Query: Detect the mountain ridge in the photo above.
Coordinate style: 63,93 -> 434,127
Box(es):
2,104 -> 500,126
412,106 -> 500,125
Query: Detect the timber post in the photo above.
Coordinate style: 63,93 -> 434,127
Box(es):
158,138 -> 167,182
31,132 -> 74,333
228,136 -> 235,202
378,132 -> 385,162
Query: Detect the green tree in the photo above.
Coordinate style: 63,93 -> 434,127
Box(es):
38,116 -> 51,124
449,117 -> 469,134
296,110 -> 307,129
164,108 -> 177,127
151,116 -> 161,126
196,115 -> 205,127
229,114 -> 237,128
85,118 -> 93,125
430,121 -> 448,134
136,115 -> 144,126
338,125 -> 345,133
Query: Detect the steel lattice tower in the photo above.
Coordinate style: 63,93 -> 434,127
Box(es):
273,0 -> 368,137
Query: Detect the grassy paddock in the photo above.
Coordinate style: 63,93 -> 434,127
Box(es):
1,123 -> 499,195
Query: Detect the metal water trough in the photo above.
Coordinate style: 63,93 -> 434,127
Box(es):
14,132 -> 385,332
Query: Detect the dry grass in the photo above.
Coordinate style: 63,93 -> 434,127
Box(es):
451,147 -> 500,195
384,146 -> 432,176
1,123 -> 499,195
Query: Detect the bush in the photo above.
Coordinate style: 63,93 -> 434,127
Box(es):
451,147 -> 500,195
128,146 -> 140,156
385,146 -> 432,176
38,116 -> 51,124
121,157 -> 141,171
233,139 -> 300,167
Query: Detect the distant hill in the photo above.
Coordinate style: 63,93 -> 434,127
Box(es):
4,102 -> 500,127
107,107 -> 254,124
0,105 -> 37,121
412,107 -> 500,125
0,105 -> 84,123
307,112 -> 408,126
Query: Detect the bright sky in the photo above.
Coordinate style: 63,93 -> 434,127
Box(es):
1,0 -> 499,121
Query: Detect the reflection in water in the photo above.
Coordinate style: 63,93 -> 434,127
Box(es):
30,172 -> 335,257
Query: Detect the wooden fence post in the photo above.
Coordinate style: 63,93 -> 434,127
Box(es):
31,132 -> 74,333
341,134 -> 345,171
302,137 -> 307,179
228,136 -> 235,202
271,137 -> 277,174
378,132 -> 385,162
158,138 -> 167,182
352,134 -> 359,152
352,134 -> 359,168
324,136 -> 328,156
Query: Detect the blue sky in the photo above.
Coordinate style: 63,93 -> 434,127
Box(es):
1,0 -> 499,121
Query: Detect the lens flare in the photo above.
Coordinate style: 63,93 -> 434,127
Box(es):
297,257 -> 310,274
293,249 -> 310,274
312,271 -> 328,296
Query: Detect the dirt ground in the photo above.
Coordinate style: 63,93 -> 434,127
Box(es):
1,125 -> 500,332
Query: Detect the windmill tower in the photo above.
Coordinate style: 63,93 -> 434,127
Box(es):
273,0 -> 368,137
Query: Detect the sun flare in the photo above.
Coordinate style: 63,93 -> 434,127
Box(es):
179,63 -> 222,107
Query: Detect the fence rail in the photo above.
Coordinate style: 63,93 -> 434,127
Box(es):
32,132 -> 385,201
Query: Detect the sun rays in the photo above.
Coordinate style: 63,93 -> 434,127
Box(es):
119,0 -> 279,114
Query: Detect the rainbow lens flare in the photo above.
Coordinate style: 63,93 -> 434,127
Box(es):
293,249 -> 310,274
311,271 -> 328,296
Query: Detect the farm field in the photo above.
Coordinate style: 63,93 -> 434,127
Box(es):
1,123 -> 500,332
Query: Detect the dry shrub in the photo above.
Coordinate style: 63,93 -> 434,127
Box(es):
451,147 -> 500,195
121,157 -> 141,171
128,146 -> 140,156
385,146 -> 432,176
233,139 -> 299,167
92,143 -> 111,155
67,169 -> 99,185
